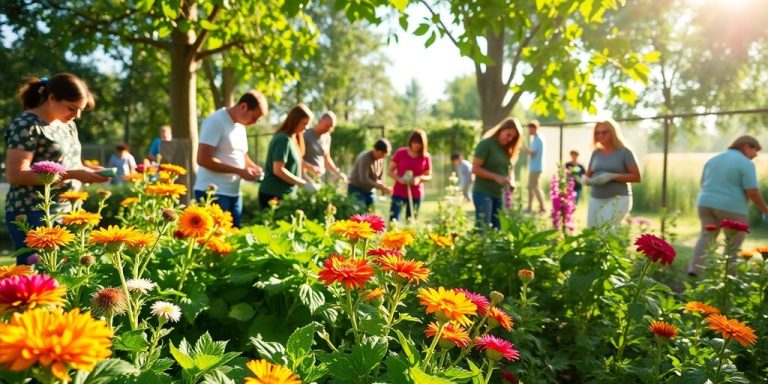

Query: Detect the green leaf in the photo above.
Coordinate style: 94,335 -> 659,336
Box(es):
410,366 -> 455,383
350,337 -> 388,376
384,355 -> 410,383
628,302 -> 646,322
642,51 -> 661,63
194,354 -> 222,371
390,0 -> 408,11
72,359 -> 139,384
299,283 -> 325,314
286,322 -> 322,361
249,336 -> 287,365
200,19 -> 219,31
113,330 -> 150,352
320,354 -> 356,381
413,24 -> 430,36
201,370 -> 236,384
170,342 -> 195,370
425,31 -> 437,48
229,303 -> 256,322
395,330 -> 419,365
161,1 -> 178,19
443,367 -> 477,380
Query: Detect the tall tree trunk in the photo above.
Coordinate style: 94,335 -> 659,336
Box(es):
169,19 -> 199,196
222,66 -> 235,107
477,28 -> 515,131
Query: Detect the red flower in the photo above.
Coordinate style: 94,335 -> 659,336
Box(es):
720,219 -> 749,234
634,234 -> 676,265
475,335 -> 520,361
377,255 -> 430,284
488,307 -> 514,331
318,254 -> 374,290
500,370 -> 519,383
455,288 -> 490,315
704,224 -> 718,232
367,248 -> 403,259
350,214 -> 386,233
649,320 -> 677,339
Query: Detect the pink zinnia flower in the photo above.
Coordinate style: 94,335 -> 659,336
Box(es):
635,233 -> 676,265
350,214 -> 386,233
367,248 -> 403,259
0,274 -> 67,313
475,335 -> 520,361
720,219 -> 749,234
455,288 -> 490,315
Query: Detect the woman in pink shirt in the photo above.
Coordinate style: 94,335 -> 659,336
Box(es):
388,129 -> 432,221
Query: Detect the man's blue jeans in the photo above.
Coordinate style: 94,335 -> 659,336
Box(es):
194,190 -> 243,228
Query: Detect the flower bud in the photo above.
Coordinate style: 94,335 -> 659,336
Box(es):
26,253 -> 40,265
207,184 -> 218,192
162,208 -> 178,222
97,189 -> 112,199
91,287 -> 127,317
518,269 -> 534,284
80,254 -> 95,266
489,291 -> 504,305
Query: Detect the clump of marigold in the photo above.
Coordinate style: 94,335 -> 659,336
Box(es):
0,265 -> 35,280
705,314 -> 757,347
429,233 -> 454,248
318,254 -> 375,290
754,246 -> 768,258
123,173 -> 145,182
62,210 -> 101,228
635,233 -> 676,265
178,205 -> 214,238
380,229 -> 415,249
24,226 -> 74,251
201,236 -> 234,256
207,204 -> 233,233
684,301 -> 720,316
0,274 -> 67,313
58,190 -> 89,203
417,287 -> 477,326
425,322 -> 471,348
244,359 -> 301,384
738,250 -> 756,260
330,220 -> 376,241
649,320 -> 677,340
0,308 -> 112,382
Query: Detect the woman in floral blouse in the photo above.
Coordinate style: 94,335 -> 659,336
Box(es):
5,73 -> 109,264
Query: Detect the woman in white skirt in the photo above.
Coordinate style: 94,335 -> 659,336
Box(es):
583,119 -> 641,228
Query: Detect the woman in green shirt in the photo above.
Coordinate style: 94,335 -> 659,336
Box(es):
258,104 -> 314,208
471,118 -> 523,229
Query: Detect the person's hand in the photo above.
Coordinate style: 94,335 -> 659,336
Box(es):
378,184 -> 392,195
239,167 -> 259,181
592,172 -> 618,185
306,164 -> 322,176
301,181 -> 319,193
337,172 -> 348,183
412,176 -> 422,186
67,169 -> 110,184
494,174 -> 509,186
581,174 -> 591,186
249,165 -> 264,178
402,172 -> 414,185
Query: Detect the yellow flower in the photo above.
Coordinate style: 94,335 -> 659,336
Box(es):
244,359 -> 301,384
62,210 -> 101,227
178,206 -> 214,238
380,230 -> 415,249
207,204 -> 234,232
126,232 -> 157,249
24,226 -> 74,251
145,184 -> 187,198
330,220 -> 375,240
0,308 -> 112,382
429,233 -> 454,248
684,301 -> 720,316
58,191 -> 89,202
0,265 -> 35,280
201,236 -> 234,255
120,197 -> 140,207
122,173 -> 145,182
417,287 -> 477,326
89,226 -> 142,251
159,163 -> 188,176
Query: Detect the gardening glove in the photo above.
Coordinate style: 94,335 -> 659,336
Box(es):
592,172 -> 618,186
301,181 -> 319,194
402,170 -> 414,185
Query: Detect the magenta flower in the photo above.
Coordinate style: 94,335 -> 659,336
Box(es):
550,174 -> 575,233
350,214 -> 386,233
0,274 -> 67,313
475,335 -> 520,361
366,248 -> 403,258
635,233 -> 676,265
455,288 -> 490,315
30,161 -> 67,184
720,219 -> 749,234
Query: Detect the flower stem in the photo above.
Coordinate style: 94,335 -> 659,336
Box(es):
346,289 -> 360,342
176,237 -> 196,291
483,361 -> 495,384
615,259 -> 652,365
113,251 -> 137,330
423,320 -> 446,372
713,337 -> 729,384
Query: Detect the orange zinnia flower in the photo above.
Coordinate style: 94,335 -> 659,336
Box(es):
122,173 -> 145,182
684,301 -> 720,316
380,230 -> 415,249
200,236 -> 234,255
424,321 -> 471,348
120,197 -> 140,207
62,210 -> 101,227
738,250 -> 756,260
364,288 -> 385,302
318,254 -> 375,290
207,204 -> 234,232
24,226 -> 74,251
0,308 -> 112,382
0,265 -> 35,280
488,307 -> 514,331
377,254 -> 429,284
705,314 -> 757,347
89,226 -> 143,251
126,232 -> 157,249
755,246 -> 768,257
0,274 -> 67,313
145,183 -> 187,198
417,287 -> 477,326
649,320 -> 677,339
178,206 -> 214,238
330,220 -> 376,240
159,163 -> 187,176
429,233 -> 454,248
58,190 -> 89,202
244,359 -> 301,384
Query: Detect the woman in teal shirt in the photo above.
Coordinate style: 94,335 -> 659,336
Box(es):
258,104 -> 314,208
471,118 -> 523,229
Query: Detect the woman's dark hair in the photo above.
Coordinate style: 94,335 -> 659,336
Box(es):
407,129 -> 429,155
485,118 -> 522,159
17,73 -> 94,110
276,103 -> 313,157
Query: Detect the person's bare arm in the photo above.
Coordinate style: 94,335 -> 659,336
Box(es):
612,163 -> 641,183
197,144 -> 254,179
7,149 -> 107,184
746,189 -> 768,213
273,161 -> 307,186
472,157 -> 507,185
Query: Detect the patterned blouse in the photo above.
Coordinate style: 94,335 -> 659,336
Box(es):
5,111 -> 83,213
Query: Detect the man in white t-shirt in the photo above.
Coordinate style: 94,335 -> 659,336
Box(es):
194,90 -> 268,227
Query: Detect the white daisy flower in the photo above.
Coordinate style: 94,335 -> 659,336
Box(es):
150,301 -> 182,322
126,278 -> 156,294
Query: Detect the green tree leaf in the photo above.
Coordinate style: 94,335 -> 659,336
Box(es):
170,342 -> 195,370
